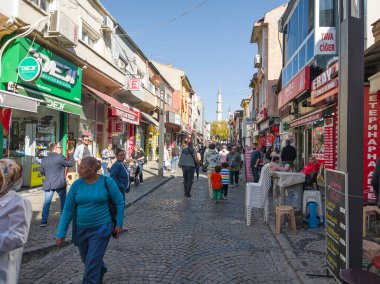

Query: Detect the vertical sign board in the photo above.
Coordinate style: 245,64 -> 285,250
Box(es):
363,87 -> 379,203
324,117 -> 335,169
244,148 -> 253,182
325,169 -> 348,283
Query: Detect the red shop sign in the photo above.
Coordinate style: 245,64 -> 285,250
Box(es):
323,117 -> 335,169
311,62 -> 339,105
278,66 -> 310,109
363,87 -> 380,203
259,136 -> 266,146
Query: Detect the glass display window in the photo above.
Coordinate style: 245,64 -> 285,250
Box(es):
10,108 -> 59,159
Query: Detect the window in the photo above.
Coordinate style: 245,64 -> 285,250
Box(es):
166,94 -> 172,106
81,29 -> 96,47
319,0 -> 335,27
31,0 -> 48,11
308,0 -> 314,32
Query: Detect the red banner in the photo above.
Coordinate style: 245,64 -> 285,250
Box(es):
363,87 -> 380,202
278,66 -> 310,109
0,108 -> 11,136
324,117 -> 335,169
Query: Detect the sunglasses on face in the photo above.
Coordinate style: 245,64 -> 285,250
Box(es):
83,139 -> 89,142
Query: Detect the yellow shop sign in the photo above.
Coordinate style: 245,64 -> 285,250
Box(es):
30,164 -> 45,187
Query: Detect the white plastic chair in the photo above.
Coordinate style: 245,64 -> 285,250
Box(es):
246,164 -> 271,225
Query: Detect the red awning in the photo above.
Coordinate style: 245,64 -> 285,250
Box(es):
83,84 -> 140,125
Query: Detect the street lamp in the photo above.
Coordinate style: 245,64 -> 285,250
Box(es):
152,74 -> 165,177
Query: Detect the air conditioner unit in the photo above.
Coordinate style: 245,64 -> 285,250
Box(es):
254,54 -> 261,68
101,16 -> 113,32
46,10 -> 79,47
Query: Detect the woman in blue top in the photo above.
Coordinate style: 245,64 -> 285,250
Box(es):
56,157 -> 124,284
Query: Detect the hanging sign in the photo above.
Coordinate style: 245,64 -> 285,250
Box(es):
314,27 -> 337,55
324,117 -> 335,169
18,57 -> 42,82
128,78 -> 141,91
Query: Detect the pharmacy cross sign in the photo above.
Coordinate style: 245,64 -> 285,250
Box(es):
17,57 -> 42,82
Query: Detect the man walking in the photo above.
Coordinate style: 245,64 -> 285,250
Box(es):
40,143 -> 74,227
73,135 -> 93,168
132,145 -> 146,184
250,143 -> 262,183
281,139 -> 297,167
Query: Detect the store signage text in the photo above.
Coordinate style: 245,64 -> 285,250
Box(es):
18,57 -> 42,82
46,97 -> 65,111
278,66 -> 310,109
363,87 -> 379,202
256,108 -> 267,123
289,112 -> 322,128
1,37 -> 82,103
112,108 -> 139,125
311,63 -> 339,105
315,27 -> 337,55
128,79 -> 141,91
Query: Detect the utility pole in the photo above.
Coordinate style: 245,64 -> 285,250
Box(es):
158,83 -> 166,177
152,74 -> 165,178
337,0 -> 364,269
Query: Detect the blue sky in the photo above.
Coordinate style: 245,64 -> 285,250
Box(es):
101,0 -> 287,122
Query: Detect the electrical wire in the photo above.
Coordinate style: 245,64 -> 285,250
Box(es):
116,0 -> 209,37
0,16 -> 48,79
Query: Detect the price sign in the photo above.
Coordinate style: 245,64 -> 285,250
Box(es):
325,169 -> 348,282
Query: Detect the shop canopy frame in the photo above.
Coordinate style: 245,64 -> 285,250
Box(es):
0,89 -> 41,113
289,105 -> 334,128
140,111 -> 159,127
83,84 -> 140,125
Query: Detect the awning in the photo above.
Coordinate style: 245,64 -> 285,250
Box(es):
140,111 -> 158,126
289,105 -> 333,128
16,86 -> 83,116
0,90 -> 41,113
83,84 -> 139,125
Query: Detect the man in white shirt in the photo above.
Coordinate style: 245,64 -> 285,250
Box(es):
74,135 -> 93,167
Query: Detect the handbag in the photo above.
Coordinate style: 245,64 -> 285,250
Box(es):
104,177 -> 117,238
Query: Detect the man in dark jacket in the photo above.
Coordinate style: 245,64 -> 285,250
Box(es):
110,149 -> 130,203
250,143 -> 262,182
281,140 -> 297,166
40,143 -> 74,227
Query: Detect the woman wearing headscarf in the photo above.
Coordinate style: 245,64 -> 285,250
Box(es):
0,159 -> 32,284
56,157 -> 124,284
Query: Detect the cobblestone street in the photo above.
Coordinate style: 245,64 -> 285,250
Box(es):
20,173 -> 301,283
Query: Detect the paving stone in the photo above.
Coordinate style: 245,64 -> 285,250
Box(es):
20,172 -> 302,283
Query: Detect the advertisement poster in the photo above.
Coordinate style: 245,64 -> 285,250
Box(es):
30,164 -> 45,187
363,87 -> 380,202
312,126 -> 324,161
325,169 -> 348,283
324,117 -> 335,169
244,148 -> 254,183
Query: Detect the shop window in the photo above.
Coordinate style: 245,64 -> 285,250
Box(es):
319,0 -> 335,27
166,94 -> 172,106
308,0 -> 314,33
31,0 -> 49,11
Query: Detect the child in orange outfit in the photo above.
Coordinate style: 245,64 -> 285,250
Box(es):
210,166 -> 222,202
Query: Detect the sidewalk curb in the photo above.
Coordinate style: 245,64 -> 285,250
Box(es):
22,176 -> 174,263
267,222 -> 309,284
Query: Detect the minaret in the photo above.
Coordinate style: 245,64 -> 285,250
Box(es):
216,88 -> 222,121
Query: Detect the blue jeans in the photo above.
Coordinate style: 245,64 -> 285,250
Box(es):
102,162 -> 110,177
171,156 -> 179,172
138,162 -> 143,182
75,222 -> 113,284
41,188 -> 66,224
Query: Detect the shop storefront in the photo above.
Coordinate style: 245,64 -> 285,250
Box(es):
278,66 -> 311,166
166,111 -> 181,147
0,37 -> 82,187
83,84 -> 140,158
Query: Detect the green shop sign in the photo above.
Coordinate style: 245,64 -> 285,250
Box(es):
18,57 -> 42,82
1,37 -> 82,103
